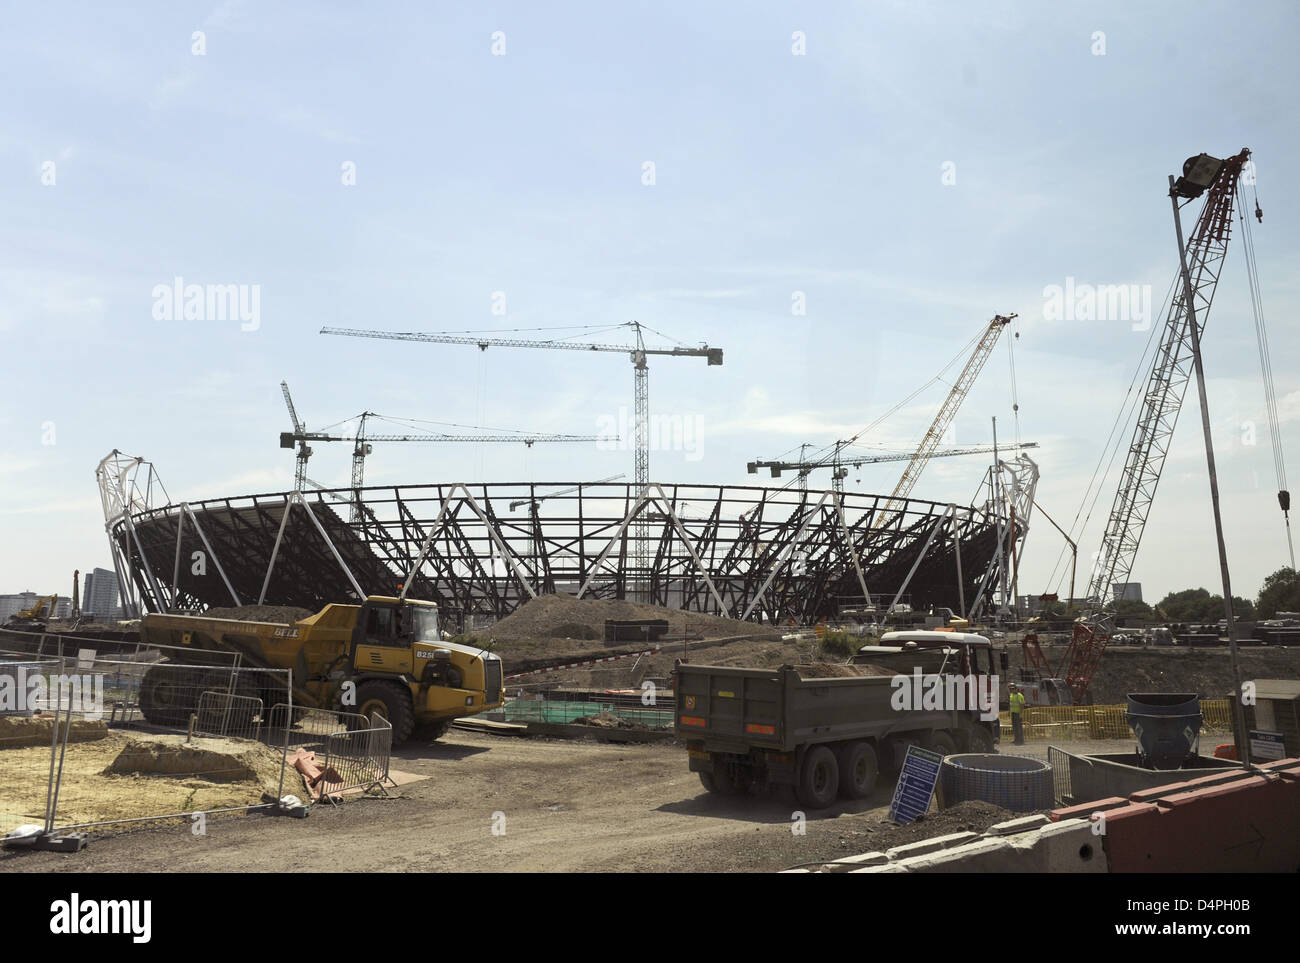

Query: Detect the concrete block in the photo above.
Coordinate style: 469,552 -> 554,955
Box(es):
1033,818 -> 1108,873
827,851 -> 890,872
986,814 -> 1050,836
890,837 -> 1027,872
855,818 -> 1107,873
779,851 -> 889,873
885,831 -> 980,860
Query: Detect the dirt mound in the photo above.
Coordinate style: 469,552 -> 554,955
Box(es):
808,800 -> 1019,866
1,731 -> 307,836
572,710 -> 644,730
0,715 -> 107,749
104,735 -> 288,786
792,662 -> 895,678
201,604 -> 314,624
488,594 -> 781,644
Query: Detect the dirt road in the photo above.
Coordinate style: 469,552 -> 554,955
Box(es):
0,730 -> 1013,874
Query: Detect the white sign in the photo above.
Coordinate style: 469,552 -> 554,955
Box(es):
1249,729 -> 1285,761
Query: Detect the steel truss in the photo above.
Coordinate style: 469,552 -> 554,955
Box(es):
102,453 -> 1020,626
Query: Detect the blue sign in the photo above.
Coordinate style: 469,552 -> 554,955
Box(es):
888,745 -> 944,825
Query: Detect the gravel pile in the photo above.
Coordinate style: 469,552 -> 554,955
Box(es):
487,593 -> 781,642
201,604 -> 315,624
792,662 -> 895,678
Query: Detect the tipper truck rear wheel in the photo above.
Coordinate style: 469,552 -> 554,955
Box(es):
837,741 -> 879,799
796,745 -> 839,809
354,681 -> 415,745
966,726 -> 995,753
926,731 -> 957,758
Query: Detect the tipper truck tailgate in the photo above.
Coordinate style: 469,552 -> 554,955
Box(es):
676,664 -> 787,750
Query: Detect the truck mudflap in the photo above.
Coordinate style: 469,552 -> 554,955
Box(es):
684,742 -> 798,786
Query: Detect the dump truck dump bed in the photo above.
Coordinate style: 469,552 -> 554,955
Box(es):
675,663 -> 964,752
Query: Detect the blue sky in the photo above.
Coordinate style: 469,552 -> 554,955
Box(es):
2,0 -> 1298,606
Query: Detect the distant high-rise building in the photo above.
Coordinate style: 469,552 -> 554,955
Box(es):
1114,582 -> 1143,603
83,567 -> 120,619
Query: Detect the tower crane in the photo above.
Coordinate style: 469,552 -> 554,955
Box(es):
320,322 -> 723,493
279,383 -> 603,523
1085,149 -> 1254,607
281,381 -> 312,491
321,321 -> 722,588
748,442 -> 1038,491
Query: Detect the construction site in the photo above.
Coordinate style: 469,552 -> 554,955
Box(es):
6,16 -> 1300,935
2,143 -> 1298,884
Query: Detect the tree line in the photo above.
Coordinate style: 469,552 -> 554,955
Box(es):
1039,567 -> 1300,623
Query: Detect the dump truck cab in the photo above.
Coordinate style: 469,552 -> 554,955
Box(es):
854,630 -> 1001,712
345,596 -> 505,736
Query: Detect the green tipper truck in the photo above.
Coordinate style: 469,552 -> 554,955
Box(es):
674,631 -> 1001,809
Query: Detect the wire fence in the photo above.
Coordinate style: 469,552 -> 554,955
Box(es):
2,629 -> 402,849
997,699 -> 1233,743
0,634 -> 302,843
496,698 -> 674,728
0,655 -> 69,836
320,715 -> 393,801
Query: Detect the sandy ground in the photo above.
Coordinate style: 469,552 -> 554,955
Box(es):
0,729 -> 1026,874
0,731 -> 302,835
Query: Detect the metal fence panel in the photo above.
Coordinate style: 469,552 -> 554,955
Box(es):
1047,746 -> 1076,805
0,650 -> 299,843
195,691 -> 265,742
319,716 -> 393,802
997,699 -> 1234,743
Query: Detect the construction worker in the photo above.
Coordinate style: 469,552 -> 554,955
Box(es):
1009,683 -> 1026,745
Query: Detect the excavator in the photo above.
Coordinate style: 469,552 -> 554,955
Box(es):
6,595 -> 58,629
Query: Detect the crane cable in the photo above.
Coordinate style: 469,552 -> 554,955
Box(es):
1042,268 -> 1180,594
1006,318 -> 1022,448
1237,179 -> 1295,569
764,324 -> 987,496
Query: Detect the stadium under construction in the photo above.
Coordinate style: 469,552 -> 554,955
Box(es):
96,450 -> 1038,629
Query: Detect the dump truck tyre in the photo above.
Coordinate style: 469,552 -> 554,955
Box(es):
139,664 -> 197,728
837,741 -> 879,799
796,745 -> 839,809
412,717 -> 453,741
355,681 -> 415,745
966,726 -> 995,753
927,730 -> 957,757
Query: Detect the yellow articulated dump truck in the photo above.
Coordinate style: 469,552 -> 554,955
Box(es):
137,596 -> 504,744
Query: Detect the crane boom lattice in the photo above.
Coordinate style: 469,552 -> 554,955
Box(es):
1087,149 -> 1251,606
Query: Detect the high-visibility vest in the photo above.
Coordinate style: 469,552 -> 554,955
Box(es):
1009,692 -> 1026,714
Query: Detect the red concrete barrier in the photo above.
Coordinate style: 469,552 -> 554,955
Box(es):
1051,757 -> 1300,873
